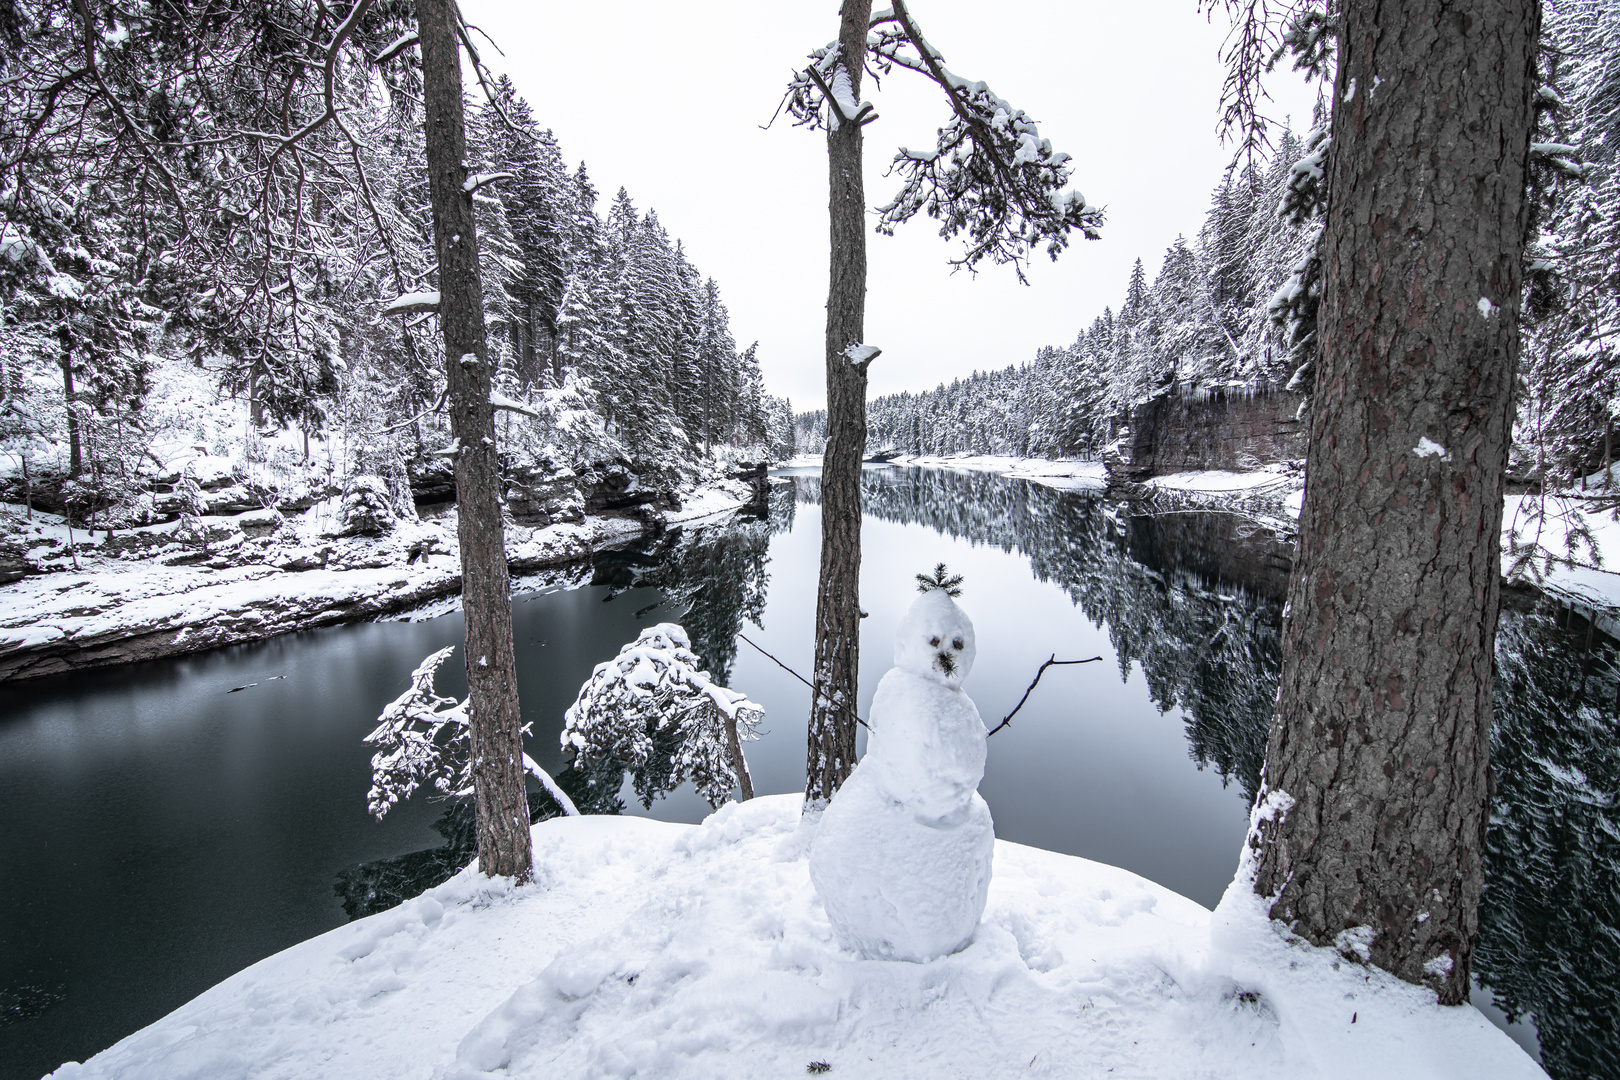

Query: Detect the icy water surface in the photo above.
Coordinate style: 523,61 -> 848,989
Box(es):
0,466 -> 1612,1079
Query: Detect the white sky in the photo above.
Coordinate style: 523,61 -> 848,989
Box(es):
459,0 -> 1322,412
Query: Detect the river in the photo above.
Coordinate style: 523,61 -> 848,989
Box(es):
0,466 -> 1612,1079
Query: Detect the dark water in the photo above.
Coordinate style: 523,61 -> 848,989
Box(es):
0,466 -> 1612,1078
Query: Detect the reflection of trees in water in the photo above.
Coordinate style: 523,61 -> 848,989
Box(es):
1477,597 -> 1620,1080
333,467 -> 1618,1080
796,468 -> 1286,800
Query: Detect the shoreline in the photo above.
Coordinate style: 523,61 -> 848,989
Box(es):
9,456 -> 1620,683
0,478 -> 760,684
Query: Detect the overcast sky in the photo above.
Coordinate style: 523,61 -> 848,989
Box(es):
459,0 -> 1322,412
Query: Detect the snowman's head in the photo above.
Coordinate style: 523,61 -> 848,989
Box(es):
894,589 -> 976,686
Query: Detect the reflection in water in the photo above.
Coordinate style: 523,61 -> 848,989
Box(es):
801,467 -> 1288,801
8,465 -> 1611,1078
1478,597 -> 1620,1080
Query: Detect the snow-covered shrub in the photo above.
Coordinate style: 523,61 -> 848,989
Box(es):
562,623 -> 763,808
365,646 -> 576,820
338,475 -> 396,536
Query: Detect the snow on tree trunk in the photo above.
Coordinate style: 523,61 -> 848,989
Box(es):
414,0 -> 533,883
562,624 -> 763,808
807,0 -> 875,810
1249,0 -> 1539,1005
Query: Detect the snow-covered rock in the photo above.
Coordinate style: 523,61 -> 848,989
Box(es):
45,795 -> 1546,1080
810,589 -> 995,962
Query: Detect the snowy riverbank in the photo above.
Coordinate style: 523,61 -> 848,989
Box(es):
46,794 -> 1543,1080
868,454 -> 1620,616
0,478 -> 759,682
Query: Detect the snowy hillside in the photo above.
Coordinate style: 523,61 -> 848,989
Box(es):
47,796 -> 1544,1080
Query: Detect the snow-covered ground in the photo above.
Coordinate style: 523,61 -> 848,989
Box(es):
1501,491 -> 1620,615
47,794 -> 1543,1080
890,454 -> 1110,491
0,478 -> 756,681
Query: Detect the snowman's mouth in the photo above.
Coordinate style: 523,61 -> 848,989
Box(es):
935,651 -> 956,676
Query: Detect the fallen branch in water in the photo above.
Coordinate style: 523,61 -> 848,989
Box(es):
738,633 -> 868,729
986,654 -> 1104,737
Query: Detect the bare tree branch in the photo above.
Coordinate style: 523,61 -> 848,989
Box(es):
986,654 -> 1104,737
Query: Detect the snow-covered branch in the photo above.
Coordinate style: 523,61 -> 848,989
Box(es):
778,1 -> 1103,280
489,390 -> 540,418
873,0 -> 1103,280
366,647 -> 577,820
380,291 -> 441,316
462,171 -> 515,194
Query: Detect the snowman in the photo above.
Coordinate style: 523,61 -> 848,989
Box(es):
808,572 -> 994,962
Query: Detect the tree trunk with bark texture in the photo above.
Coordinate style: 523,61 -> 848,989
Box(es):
806,0 -> 874,808
59,344 -> 80,478
1250,0 -> 1538,1004
415,0 -> 533,882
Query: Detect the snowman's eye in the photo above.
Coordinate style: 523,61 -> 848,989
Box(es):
929,636 -> 941,647
952,637 -> 964,650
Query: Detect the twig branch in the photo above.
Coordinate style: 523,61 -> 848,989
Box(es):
986,654 -> 1103,736
738,633 -> 868,729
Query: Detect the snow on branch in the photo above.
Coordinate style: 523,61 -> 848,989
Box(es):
365,647 -> 577,820
872,0 -> 1102,280
374,31 -> 419,64
490,390 -> 540,418
463,171 -> 515,194
844,342 -> 882,366
365,647 -> 465,817
563,624 -> 763,807
380,290 -> 441,316
776,40 -> 877,132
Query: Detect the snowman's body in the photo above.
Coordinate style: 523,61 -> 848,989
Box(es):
809,590 -> 995,962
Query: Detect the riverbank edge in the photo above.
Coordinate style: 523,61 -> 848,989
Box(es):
0,479 -> 761,684
875,452 -> 1620,621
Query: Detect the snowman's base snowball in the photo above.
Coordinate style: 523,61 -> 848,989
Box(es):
808,765 -> 994,962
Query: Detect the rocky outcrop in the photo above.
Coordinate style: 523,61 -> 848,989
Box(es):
504,463 -> 586,527
1107,386 -> 1307,481
580,466 -> 679,524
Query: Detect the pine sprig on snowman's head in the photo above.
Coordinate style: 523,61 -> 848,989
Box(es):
916,563 -> 964,598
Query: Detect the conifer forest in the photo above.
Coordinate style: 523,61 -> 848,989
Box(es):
1,1 -> 1615,1079
0,4 -> 793,533
801,0 -> 1620,478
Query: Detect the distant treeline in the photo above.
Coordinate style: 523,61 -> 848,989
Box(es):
802,1 -> 1620,483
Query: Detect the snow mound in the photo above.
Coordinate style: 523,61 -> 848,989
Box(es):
50,795 -> 1544,1080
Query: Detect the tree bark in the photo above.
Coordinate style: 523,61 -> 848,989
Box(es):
415,0 -> 533,883
805,0 -> 873,808
1250,0 -> 1538,1004
724,713 -> 755,802
59,343 -> 80,478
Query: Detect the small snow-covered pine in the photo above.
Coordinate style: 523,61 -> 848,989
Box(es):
563,623 -> 762,807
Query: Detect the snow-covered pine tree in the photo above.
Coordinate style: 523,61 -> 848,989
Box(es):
562,624 -> 763,806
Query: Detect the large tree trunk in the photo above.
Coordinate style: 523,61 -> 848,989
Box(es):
415,0 -> 533,883
1249,0 -> 1538,1004
805,0 -> 874,808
